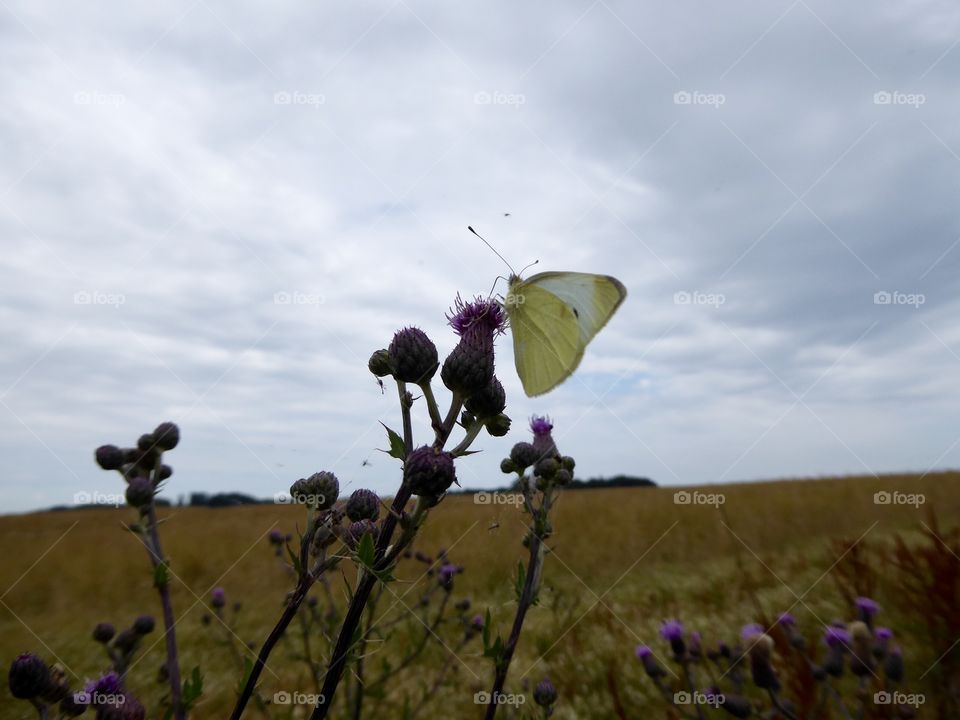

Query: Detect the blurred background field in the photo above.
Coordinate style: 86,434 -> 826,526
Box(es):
1,470 -> 958,719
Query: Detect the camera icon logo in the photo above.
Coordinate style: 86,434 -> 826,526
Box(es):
673,91 -> 692,105
874,491 -> 891,505
673,490 -> 691,505
273,691 -> 292,705
474,691 -> 491,704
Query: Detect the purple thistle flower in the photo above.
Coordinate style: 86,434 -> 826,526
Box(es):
85,670 -> 122,697
8,652 -> 50,699
855,596 -> 880,616
438,563 -> 457,591
470,614 -> 484,631
446,295 -> 507,339
875,627 -> 893,641
824,626 -> 852,648
777,612 -> 796,626
635,644 -> 653,659
211,587 -> 226,609
530,415 -> 559,460
636,644 -> 665,678
660,619 -> 684,642
268,529 -> 284,545
741,623 -> 765,641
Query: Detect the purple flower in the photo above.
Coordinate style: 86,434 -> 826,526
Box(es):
855,596 -> 880,616
777,612 -> 796,626
875,627 -> 893,641
635,644 -> 653,659
85,671 -> 122,697
660,619 -> 684,642
636,644 -> 665,678
824,626 -> 852,648
8,652 -> 50,699
741,623 -> 765,641
470,614 -> 484,631
530,415 -> 559,459
268,529 -> 284,545
533,677 -> 557,707
438,563 -> 457,591
446,295 -> 507,339
211,587 -> 226,609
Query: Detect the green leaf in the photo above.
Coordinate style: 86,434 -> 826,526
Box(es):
380,422 -> 406,460
153,560 -> 169,589
482,609 -> 492,652
237,657 -> 254,695
285,540 -> 302,576
355,531 -> 376,570
182,666 -> 203,707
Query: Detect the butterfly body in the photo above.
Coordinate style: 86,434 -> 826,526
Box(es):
503,271 -> 627,396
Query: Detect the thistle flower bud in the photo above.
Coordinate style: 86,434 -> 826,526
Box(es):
874,627 -> 893,659
561,456 -> 576,472
509,442 -> 538,472
153,422 -> 180,451
93,623 -> 115,643
485,413 -> 511,437
533,678 -> 557,707
500,458 -> 517,474
346,489 -> 380,522
441,296 -> 506,397
95,445 -> 124,471
125,477 -> 154,508
438,563 -> 457,591
268,529 -> 284,545
848,621 -> 874,676
367,349 -> 393,378
746,633 -> 779,690
404,445 -> 457,497
884,644 -> 904,682
469,614 -> 484,633
132,615 -> 155,635
855,596 -> 880,627
311,524 -> 337,555
8,653 -> 50,699
113,628 -> 139,654
345,519 -> 379,550
464,376 -> 506,420
290,472 -> 339,510
554,469 -> 573,486
660,619 -> 685,659
211,587 -> 226,609
388,328 -> 438,384
535,457 -> 559,479
635,645 -> 665,678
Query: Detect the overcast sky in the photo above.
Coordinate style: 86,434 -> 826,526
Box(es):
2,1 -> 959,513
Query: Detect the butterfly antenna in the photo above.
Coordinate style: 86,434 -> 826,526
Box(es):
468,226 -> 517,276
486,275 -> 508,301
518,259 -> 539,276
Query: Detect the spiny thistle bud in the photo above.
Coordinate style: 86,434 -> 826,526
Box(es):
561,456 -> 575,472
388,327 -> 439,384
158,465 -> 173,481
153,422 -> 180,451
113,628 -> 139,654
469,614 -> 484,634
367,349 -> 393,378
346,489 -> 380,522
530,415 -> 559,459
884,644 -> 904,682
8,653 -> 50,699
125,477 -> 154,509
95,445 -> 124,471
635,645 -> 665,679
535,457 -> 559,480
211,587 -> 226,609
441,296 -> 506,397
464,376 -> 506,420
533,678 -> 557,707
660,619 -> 685,659
404,445 -> 457,497
500,458 -> 517,474
311,524 -> 337,555
344,519 -> 379,550
555,469 -> 573,485
290,472 -> 339,510
93,623 -> 115,643
509,442 -> 538,472
485,413 -> 511,437
132,615 -> 155,635
874,627 -> 893,659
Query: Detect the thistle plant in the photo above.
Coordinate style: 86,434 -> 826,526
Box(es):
482,416 -> 574,719
635,596 -> 919,719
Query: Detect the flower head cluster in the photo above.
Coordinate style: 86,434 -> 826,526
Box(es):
94,421 -> 181,511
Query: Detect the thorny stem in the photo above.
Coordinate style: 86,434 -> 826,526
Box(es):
145,457 -> 184,720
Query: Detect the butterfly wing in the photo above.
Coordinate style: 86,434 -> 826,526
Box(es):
507,272 -> 627,396
507,279 -> 583,397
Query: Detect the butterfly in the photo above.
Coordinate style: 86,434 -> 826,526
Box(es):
469,227 -> 627,397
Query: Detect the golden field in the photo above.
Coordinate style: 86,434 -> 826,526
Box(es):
1,471 -> 958,719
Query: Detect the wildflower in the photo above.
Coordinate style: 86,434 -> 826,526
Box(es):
823,626 -> 850,677
290,471 -> 339,510
346,489 -> 380,522
153,422 -> 180,451
132,615 -> 155,635
740,623 -> 765,642
438,563 -> 457,591
873,626 -> 893,659
636,645 -> 665,679
344,519 -> 379,550
533,677 -> 557,708
92,623 -> 115,644
746,633 -> 779,690
441,295 -> 506,397
660,619 -> 686,658
388,327 -> 439,384
95,445 -> 124,471
464,376 -> 506,420
8,653 -> 50,699
530,415 -> 558,459
404,445 -> 457,497
848,621 -> 874,676
367,349 -> 393,378
211,587 -> 226,609
855,596 -> 880,626
509,442 -> 538,473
